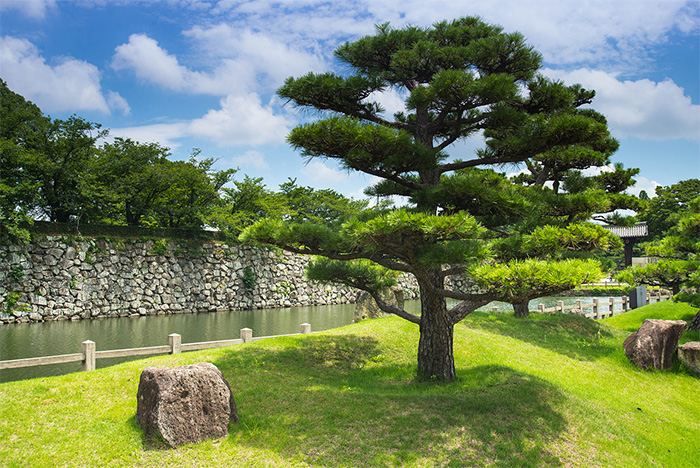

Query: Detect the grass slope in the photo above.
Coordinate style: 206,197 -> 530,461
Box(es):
1,302 -> 698,467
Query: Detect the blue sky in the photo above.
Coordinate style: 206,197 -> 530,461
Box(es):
1,0 -> 698,201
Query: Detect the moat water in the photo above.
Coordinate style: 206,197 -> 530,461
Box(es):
0,295 -> 628,382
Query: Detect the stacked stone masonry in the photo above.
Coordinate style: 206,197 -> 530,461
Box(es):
0,236 -> 427,324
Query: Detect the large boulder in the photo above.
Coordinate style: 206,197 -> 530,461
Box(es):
687,310 -> 700,331
136,362 -> 238,447
678,342 -> 700,375
623,319 -> 687,371
354,287 -> 404,322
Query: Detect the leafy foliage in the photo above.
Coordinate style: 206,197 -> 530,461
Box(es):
471,259 -> 604,303
639,179 -> 700,239
617,196 -> 699,298
0,81 -> 235,233
212,176 -> 369,237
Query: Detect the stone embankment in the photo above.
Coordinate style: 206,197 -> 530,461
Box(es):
1,236 -> 421,324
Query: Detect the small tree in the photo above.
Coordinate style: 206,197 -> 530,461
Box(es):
243,18 -> 623,381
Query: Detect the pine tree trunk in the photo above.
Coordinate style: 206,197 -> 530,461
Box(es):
513,301 -> 529,318
416,271 -> 456,382
688,310 -> 700,331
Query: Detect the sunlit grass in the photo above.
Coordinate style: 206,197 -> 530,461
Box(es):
1,302 -> 698,467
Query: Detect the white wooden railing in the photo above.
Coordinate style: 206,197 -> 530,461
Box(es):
0,323 -> 311,372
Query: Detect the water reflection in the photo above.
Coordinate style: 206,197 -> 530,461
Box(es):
0,295 -> 627,382
0,304 -> 355,382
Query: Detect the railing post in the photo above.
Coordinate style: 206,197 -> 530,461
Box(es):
241,328 -> 253,343
557,301 -> 564,313
169,334 -> 181,354
609,297 -> 615,316
300,323 -> 311,334
593,298 -> 599,319
82,340 -> 95,371
576,299 -> 582,314
646,293 -> 650,305
623,296 -> 628,312
538,304 -> 545,313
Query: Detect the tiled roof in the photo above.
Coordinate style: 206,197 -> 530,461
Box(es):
602,223 -> 648,238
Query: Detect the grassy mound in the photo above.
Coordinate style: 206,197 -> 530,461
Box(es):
1,304 -> 698,467
601,300 -> 699,340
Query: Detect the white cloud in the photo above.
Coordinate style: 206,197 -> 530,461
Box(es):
300,160 -> 348,184
109,93 -> 291,149
108,122 -> 189,149
112,29 -> 326,97
365,88 -> 407,120
184,25 -> 327,86
209,0 -> 697,71
363,0 -> 698,69
544,68 -> 700,141
0,0 -> 56,19
112,34 -> 190,90
627,176 -> 661,198
113,34 -> 252,95
0,36 -> 115,114
107,91 -> 131,115
111,33 -> 247,94
229,150 -> 269,170
188,94 -> 291,146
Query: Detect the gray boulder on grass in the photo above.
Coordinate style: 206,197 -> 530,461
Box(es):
678,342 -> 700,375
623,319 -> 687,371
136,362 -> 238,447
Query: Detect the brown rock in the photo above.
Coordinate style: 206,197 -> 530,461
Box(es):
623,319 -> 687,371
678,342 -> 700,375
136,362 -> 238,447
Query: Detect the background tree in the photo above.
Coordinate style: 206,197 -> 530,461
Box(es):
617,196 -> 699,298
210,176 -> 368,236
93,138 -> 174,226
243,17 -> 622,381
1,81 -> 235,232
24,116 -> 107,223
0,80 -> 42,242
639,179 -> 700,239
0,80 -> 106,224
278,178 -> 370,225
210,175 -> 286,237
151,151 -> 235,229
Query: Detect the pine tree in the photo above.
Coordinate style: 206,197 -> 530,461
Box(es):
243,18 -> 624,381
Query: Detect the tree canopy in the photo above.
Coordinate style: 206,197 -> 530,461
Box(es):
639,179 -> 700,240
243,17 -> 629,381
0,80 -> 237,236
618,195 -> 699,299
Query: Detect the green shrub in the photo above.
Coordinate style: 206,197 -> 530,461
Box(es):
242,266 -> 257,290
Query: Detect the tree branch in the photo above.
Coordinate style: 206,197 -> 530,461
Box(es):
449,298 -> 492,324
438,153 -> 527,173
369,290 -> 421,324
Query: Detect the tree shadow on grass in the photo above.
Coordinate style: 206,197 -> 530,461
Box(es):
208,335 -> 574,467
463,310 -> 623,362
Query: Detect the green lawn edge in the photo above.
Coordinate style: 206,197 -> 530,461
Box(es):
1,303 -> 698,467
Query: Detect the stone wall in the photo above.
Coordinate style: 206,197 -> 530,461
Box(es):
0,236 -> 418,324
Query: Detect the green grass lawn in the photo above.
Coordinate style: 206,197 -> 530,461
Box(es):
1,301 -> 698,467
